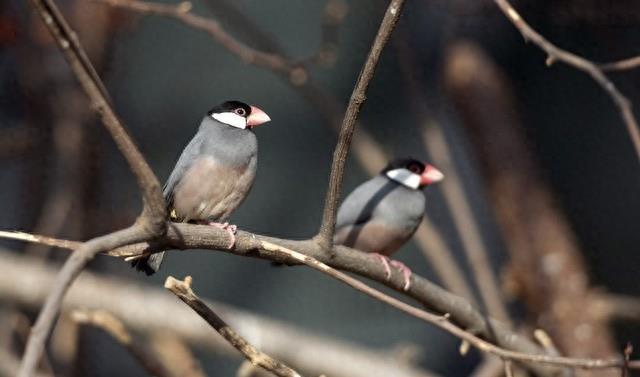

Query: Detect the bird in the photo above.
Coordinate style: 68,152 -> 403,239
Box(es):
333,157 -> 444,290
132,100 -> 271,275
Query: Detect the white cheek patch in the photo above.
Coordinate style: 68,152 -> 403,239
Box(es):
211,112 -> 247,129
386,168 -> 421,189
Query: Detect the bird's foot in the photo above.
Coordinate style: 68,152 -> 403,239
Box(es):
208,221 -> 237,249
390,260 -> 412,291
371,253 -> 392,280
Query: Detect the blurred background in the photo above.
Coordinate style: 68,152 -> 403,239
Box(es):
1,0 -> 639,376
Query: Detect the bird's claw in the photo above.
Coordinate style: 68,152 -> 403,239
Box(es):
208,221 -> 237,249
372,253 -> 412,291
372,253 -> 392,279
390,260 -> 412,291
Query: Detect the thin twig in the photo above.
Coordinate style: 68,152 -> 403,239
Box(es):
494,0 -> 640,165
18,0 -> 166,374
72,309 -> 176,377
6,229 -> 640,372
316,0 -> 406,250
600,56 -> 640,72
165,276 -> 303,377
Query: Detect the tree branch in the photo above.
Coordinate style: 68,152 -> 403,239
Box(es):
0,252 -> 437,377
18,0 -> 166,374
165,276 -> 302,377
316,0 -> 406,250
6,227 -> 639,374
95,0 -> 476,304
494,0 -> 640,165
72,309 -> 177,377
600,56 -> 640,72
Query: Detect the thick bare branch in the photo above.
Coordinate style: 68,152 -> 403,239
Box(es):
316,0 -> 406,250
494,0 -> 640,165
165,276 -> 302,377
6,227 -> 638,374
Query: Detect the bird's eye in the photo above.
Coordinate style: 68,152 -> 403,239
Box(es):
235,108 -> 247,116
408,164 -> 421,174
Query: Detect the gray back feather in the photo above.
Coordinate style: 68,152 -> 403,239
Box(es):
336,175 -> 426,232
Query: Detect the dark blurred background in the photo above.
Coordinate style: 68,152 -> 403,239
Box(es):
1,0 -> 639,376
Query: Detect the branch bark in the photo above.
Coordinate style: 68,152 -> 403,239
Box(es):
316,0 -> 406,250
72,309 -> 177,377
7,226 -> 638,375
165,276 -> 302,377
0,252 -> 438,377
494,0 -> 640,165
19,0 -> 166,374
443,40 -> 618,370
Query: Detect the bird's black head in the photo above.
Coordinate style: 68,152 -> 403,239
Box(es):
207,100 -> 271,129
208,101 -> 252,118
381,157 -> 444,189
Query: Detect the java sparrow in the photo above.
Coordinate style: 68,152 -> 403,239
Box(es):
333,158 -> 444,290
132,100 -> 271,275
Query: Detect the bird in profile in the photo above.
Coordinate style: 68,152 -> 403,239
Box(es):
132,100 -> 271,275
334,158 -> 444,290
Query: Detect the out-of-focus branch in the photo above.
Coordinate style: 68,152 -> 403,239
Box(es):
19,0 -> 166,374
72,309 -> 177,377
0,127 -> 36,160
150,334 -> 207,377
301,0 -> 348,67
316,0 -> 406,250
443,40 -> 618,369
165,276 -> 302,377
394,33 -> 505,320
422,126 -> 510,323
590,293 -> 640,322
97,0 -> 294,76
600,56 -> 640,72
494,0 -> 640,165
0,252 -> 439,377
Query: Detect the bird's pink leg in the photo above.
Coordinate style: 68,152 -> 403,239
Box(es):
371,253 -> 392,279
207,221 -> 237,249
390,260 -> 412,291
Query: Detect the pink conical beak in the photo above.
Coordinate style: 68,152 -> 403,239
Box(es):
420,164 -> 444,186
247,105 -> 271,127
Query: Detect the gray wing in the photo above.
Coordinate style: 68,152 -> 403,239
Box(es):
163,131 -> 208,207
335,177 -> 396,230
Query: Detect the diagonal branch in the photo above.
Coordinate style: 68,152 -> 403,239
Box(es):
494,0 -> 640,165
18,0 -> 166,375
316,0 -> 406,250
165,276 -> 302,377
72,309 -> 178,377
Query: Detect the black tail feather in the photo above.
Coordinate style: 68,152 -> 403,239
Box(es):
131,252 -> 165,276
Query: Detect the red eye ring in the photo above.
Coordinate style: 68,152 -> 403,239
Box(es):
235,108 -> 247,116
